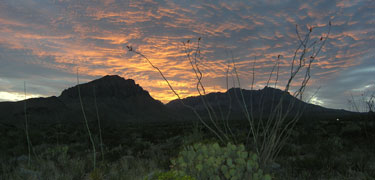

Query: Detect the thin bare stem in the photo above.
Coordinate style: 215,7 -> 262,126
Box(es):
93,85 -> 104,161
184,40 -> 228,141
24,81 -> 31,167
230,53 -> 258,154
76,68 -> 96,169
225,61 -> 236,143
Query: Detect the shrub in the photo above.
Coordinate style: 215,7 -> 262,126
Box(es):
170,142 -> 272,180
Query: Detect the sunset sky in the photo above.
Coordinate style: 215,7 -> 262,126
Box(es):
0,0 -> 374,111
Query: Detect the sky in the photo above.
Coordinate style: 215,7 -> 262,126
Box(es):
0,0 -> 374,111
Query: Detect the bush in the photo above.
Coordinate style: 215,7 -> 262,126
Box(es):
170,142 -> 271,180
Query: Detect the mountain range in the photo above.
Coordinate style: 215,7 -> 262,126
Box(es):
0,75 -> 358,128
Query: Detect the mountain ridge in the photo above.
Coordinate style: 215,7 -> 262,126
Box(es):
165,86 -> 356,121
0,75 -> 360,128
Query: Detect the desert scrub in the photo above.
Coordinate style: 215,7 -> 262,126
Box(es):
170,142 -> 271,180
2,145 -> 86,180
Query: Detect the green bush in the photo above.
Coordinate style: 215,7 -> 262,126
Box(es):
170,142 -> 272,180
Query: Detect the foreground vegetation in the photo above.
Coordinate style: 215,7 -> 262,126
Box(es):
1,115 -> 375,179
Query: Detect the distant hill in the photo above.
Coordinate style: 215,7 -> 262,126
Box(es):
0,75 -> 174,128
166,86 -> 357,122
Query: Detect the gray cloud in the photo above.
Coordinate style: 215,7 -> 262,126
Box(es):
0,0 -> 374,111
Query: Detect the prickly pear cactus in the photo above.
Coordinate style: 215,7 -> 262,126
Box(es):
146,171 -> 196,180
170,142 -> 272,180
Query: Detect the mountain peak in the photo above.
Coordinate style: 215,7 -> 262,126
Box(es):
59,75 -> 149,99
99,74 -> 125,81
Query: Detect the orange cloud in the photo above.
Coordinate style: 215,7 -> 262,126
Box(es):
0,0 -> 372,108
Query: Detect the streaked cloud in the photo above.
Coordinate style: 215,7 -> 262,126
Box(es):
0,0 -> 374,111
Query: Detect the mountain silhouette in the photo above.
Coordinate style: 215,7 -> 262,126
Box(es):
166,86 -> 355,122
0,75 -> 359,129
0,75 -> 172,128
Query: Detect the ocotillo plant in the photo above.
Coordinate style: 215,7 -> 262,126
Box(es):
127,21 -> 331,168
